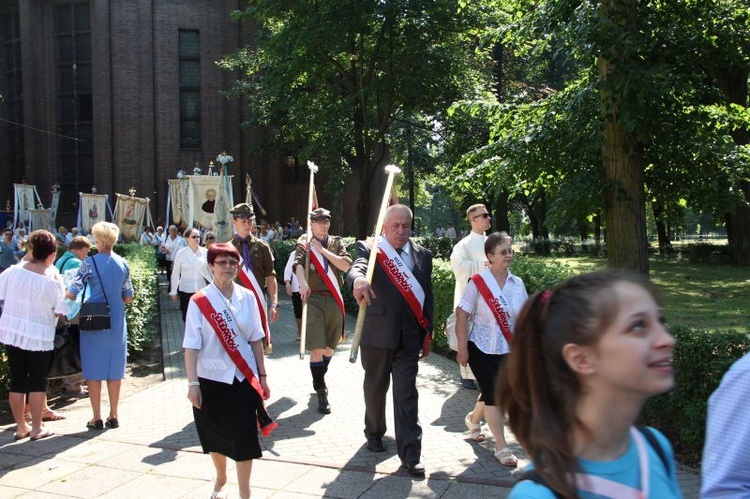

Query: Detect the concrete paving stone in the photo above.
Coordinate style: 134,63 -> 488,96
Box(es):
282,466 -> 377,498
441,480 -> 511,498
16,491 -> 73,499
151,451 -> 230,481
46,439 -> 136,465
0,485 -> 28,498
104,472 -> 207,499
358,475 -> 452,499
90,443 -> 178,472
36,463 -> 140,498
0,456 -> 89,491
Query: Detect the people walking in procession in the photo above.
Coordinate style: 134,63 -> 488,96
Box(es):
347,204 -> 434,476
293,208 -> 352,414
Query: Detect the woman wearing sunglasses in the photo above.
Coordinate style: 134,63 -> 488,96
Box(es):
170,228 -> 212,321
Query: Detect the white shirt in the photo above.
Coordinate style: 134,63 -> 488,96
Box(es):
170,246 -> 212,294
182,283 -> 265,384
164,235 -> 185,262
0,266 -> 69,351
450,231 -> 488,308
458,268 -> 527,355
283,251 -> 300,292
140,232 -> 158,247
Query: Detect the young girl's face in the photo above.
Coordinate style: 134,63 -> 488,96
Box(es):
588,282 -> 675,398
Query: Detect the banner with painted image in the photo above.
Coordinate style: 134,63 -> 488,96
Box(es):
114,194 -> 149,242
169,178 -> 190,228
79,193 -> 107,234
29,209 -> 52,231
13,183 -> 40,226
213,175 -> 235,243
49,189 -> 61,223
187,175 -> 222,230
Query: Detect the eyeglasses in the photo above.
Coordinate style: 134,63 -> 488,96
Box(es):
212,259 -> 239,268
490,249 -> 513,256
472,212 -> 491,220
205,236 -> 215,240
189,235 -> 200,239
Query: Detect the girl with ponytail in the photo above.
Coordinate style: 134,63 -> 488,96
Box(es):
499,271 -> 682,498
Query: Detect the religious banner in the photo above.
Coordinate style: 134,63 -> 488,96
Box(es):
78,193 -> 108,234
29,209 -> 52,232
187,175 -> 222,230
13,183 -> 40,226
169,178 -> 190,228
49,188 -> 61,226
213,174 -> 234,243
114,194 -> 149,242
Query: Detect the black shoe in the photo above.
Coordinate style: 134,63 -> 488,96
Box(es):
316,389 -> 331,414
86,419 -> 104,431
367,438 -> 385,453
105,417 -> 119,429
460,379 -> 478,390
405,462 -> 425,476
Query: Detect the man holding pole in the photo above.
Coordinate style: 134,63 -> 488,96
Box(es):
294,208 -> 351,414
346,204 -> 434,476
228,203 -> 279,347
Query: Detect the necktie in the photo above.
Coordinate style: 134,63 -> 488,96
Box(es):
236,236 -> 253,271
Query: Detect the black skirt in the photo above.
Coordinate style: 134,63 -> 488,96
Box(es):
193,377 -> 262,461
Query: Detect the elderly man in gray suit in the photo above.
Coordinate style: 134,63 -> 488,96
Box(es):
346,204 -> 434,477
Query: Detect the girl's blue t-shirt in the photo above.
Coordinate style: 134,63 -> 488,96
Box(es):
509,428 -> 682,498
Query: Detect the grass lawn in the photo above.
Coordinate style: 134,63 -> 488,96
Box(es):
555,256 -> 750,333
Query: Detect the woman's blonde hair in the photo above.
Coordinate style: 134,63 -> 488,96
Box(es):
91,221 -> 119,249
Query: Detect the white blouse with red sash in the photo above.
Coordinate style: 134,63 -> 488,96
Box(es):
458,268 -> 527,355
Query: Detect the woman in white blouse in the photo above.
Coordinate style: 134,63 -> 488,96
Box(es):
0,230 -> 68,441
170,228 -> 212,321
455,231 -> 528,467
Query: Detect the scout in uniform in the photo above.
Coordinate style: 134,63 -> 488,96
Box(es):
294,208 -> 352,414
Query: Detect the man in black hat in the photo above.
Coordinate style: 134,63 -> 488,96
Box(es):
228,203 -> 279,327
294,207 -> 352,414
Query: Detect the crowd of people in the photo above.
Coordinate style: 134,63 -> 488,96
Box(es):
2,202 -> 743,499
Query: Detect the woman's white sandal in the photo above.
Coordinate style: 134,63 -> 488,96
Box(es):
464,413 -> 486,442
495,447 -> 518,467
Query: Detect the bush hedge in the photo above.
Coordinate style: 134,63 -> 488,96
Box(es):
0,243 -> 158,397
641,325 -> 750,464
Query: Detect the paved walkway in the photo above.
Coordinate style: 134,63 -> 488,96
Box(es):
0,276 -> 701,498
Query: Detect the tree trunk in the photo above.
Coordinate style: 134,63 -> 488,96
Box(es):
716,67 -> 750,265
494,190 -> 511,233
598,0 -> 648,274
652,200 -> 670,255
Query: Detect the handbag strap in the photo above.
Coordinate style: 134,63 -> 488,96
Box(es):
89,256 -> 110,307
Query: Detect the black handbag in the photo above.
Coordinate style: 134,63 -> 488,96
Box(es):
78,257 -> 112,331
47,324 -> 82,378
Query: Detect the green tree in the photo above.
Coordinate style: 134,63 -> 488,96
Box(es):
222,1 -> 487,238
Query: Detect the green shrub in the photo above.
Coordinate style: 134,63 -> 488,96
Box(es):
678,243 -> 730,264
114,243 -> 159,353
412,237 -> 454,260
641,325 -> 750,464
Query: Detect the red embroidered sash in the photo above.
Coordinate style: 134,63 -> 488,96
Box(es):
192,289 -> 278,437
237,263 -> 272,348
375,245 -> 429,330
470,274 -> 513,346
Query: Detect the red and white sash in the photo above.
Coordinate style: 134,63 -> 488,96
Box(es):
237,260 -> 272,347
470,272 -> 514,346
192,286 -> 278,436
375,237 -> 429,330
308,242 -> 345,322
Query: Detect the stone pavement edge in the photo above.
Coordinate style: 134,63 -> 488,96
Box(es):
0,275 -> 701,498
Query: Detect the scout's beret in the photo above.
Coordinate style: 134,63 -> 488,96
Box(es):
229,203 -> 255,219
309,208 -> 331,220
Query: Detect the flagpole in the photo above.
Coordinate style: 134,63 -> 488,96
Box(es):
299,161 -> 319,359
349,164 -> 401,363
